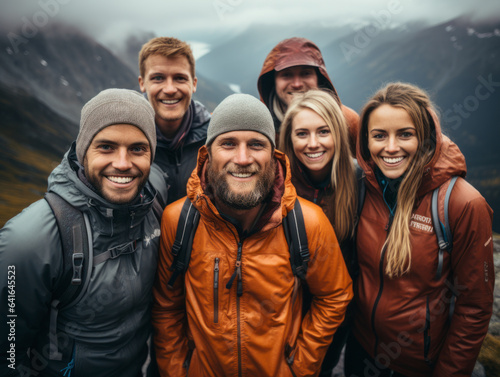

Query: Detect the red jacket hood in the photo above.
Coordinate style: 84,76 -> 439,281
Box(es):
257,37 -> 340,106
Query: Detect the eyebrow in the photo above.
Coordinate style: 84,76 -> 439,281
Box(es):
369,127 -> 415,133
91,139 -> 149,148
294,125 -> 329,131
218,136 -> 269,144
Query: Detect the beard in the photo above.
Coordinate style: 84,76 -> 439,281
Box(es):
207,159 -> 276,210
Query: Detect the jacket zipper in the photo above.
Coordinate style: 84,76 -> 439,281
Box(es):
214,258 -> 219,323
371,214 -> 394,356
225,241 -> 244,377
424,295 -> 432,365
313,189 -> 319,204
236,243 -> 243,377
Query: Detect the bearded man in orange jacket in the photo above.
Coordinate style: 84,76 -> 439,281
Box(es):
153,93 -> 353,377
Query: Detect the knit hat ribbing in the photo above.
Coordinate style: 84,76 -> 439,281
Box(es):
76,89 -> 156,164
206,94 -> 275,148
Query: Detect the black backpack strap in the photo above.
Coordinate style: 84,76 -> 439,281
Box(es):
167,198 -> 200,289
44,192 -> 91,360
45,192 -> 90,301
348,168 -> 366,283
152,196 -> 164,224
357,178 -> 366,222
283,199 -> 309,281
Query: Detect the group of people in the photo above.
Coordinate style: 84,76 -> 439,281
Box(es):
0,35 -> 494,377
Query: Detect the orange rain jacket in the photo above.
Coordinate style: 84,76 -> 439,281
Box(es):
257,37 -> 359,155
353,112 -> 494,377
153,147 -> 353,377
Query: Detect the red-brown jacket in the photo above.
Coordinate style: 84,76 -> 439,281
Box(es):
257,37 -> 359,154
153,147 -> 353,377
353,114 -> 494,376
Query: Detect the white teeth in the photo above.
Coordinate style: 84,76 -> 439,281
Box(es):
306,152 -> 324,158
108,176 -> 133,184
231,173 -> 252,178
383,156 -> 404,164
161,99 -> 180,104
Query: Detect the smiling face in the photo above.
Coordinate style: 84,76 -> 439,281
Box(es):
291,108 -> 334,183
138,54 -> 197,138
207,131 -> 275,210
274,66 -> 318,107
367,104 -> 419,179
84,124 -> 151,204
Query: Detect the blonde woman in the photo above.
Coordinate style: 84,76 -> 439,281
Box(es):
280,89 -> 358,376
345,82 -> 494,377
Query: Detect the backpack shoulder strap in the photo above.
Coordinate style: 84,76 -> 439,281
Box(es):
44,192 -> 91,360
431,176 -> 459,280
283,199 -> 309,281
356,172 -> 366,221
45,192 -> 90,302
167,197 -> 200,289
152,196 -> 164,224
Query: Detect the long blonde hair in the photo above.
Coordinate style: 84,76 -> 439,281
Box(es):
279,90 -> 357,243
359,82 -> 437,278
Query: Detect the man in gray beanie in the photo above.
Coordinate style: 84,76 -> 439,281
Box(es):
153,93 -> 353,376
0,88 -> 165,377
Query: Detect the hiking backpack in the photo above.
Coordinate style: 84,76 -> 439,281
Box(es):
43,192 -> 163,360
167,197 -> 310,290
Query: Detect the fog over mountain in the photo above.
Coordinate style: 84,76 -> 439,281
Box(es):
1,2 -> 500,231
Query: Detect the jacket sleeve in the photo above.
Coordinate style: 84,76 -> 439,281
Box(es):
152,203 -> 190,377
291,201 -> 354,376
0,200 -> 62,376
432,193 -> 494,377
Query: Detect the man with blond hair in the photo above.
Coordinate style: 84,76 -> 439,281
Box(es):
139,37 -> 211,206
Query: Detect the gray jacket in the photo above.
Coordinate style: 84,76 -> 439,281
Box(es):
0,144 -> 161,377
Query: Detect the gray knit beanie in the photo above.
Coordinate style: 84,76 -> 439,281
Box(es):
206,93 -> 275,147
76,88 -> 156,164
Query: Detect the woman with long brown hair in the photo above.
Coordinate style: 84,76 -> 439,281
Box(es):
345,82 -> 494,377
280,89 -> 358,376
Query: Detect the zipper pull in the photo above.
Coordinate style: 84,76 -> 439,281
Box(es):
226,243 -> 243,296
226,261 -> 240,290
214,258 -> 219,289
236,261 -> 243,297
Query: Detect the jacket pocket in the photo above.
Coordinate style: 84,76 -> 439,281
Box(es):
213,258 -> 219,324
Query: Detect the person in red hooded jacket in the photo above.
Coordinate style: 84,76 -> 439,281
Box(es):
345,82 -> 494,377
257,37 -> 359,155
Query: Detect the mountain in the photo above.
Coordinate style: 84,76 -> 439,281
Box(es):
324,17 -> 500,231
0,24 -> 140,226
1,18 -> 499,230
0,82 -> 74,223
195,23 -> 356,97
0,24 -> 231,227
194,17 -> 500,231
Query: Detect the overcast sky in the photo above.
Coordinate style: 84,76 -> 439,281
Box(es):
2,0 -> 500,57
